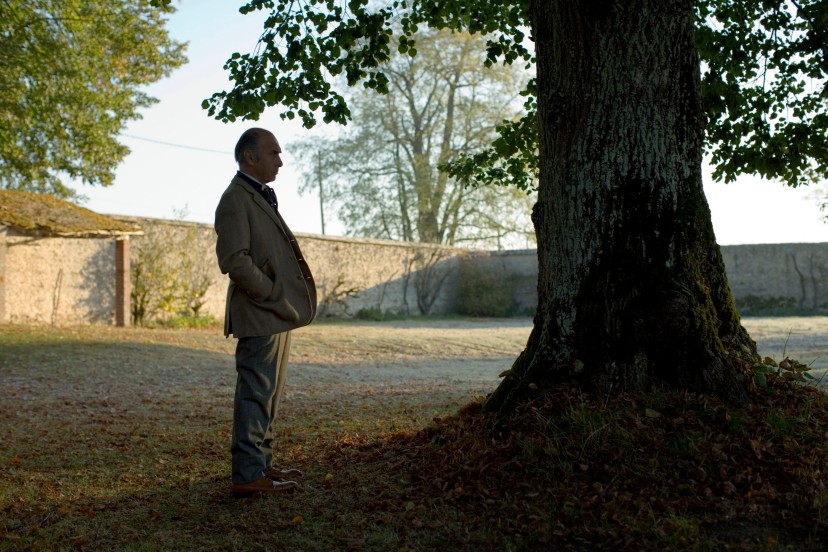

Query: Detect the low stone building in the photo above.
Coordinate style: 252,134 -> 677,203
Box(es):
0,190 -> 141,325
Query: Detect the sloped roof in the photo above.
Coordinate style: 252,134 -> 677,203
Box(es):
0,189 -> 142,237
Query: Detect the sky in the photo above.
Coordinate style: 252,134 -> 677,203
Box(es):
76,0 -> 828,246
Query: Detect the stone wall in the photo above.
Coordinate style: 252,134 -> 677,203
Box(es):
1,230 -> 118,324
477,244 -> 828,316
120,217 -> 468,321
458,249 -> 538,315
720,243 -> 828,313
2,213 -> 826,326
495,244 -> 828,315
298,234 -> 463,317
0,229 -> 6,324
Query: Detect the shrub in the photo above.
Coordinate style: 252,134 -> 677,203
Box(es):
130,219 -> 215,326
455,262 -> 513,317
162,313 -> 219,329
355,307 -> 385,321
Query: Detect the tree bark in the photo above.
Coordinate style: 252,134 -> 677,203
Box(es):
485,0 -> 757,416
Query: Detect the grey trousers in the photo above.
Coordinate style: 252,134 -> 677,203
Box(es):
231,331 -> 292,484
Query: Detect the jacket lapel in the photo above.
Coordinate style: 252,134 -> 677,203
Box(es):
232,176 -> 287,235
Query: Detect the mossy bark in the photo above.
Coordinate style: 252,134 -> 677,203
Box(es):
485,0 -> 757,417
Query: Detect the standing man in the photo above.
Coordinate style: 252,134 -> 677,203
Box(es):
215,128 -> 317,497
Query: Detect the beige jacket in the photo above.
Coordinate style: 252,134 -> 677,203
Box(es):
215,175 -> 317,338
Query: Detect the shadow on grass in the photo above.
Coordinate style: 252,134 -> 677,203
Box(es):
0,334 -> 498,551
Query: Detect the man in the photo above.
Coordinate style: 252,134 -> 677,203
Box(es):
215,128 -> 317,497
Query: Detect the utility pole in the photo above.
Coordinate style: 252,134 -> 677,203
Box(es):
317,152 -> 326,235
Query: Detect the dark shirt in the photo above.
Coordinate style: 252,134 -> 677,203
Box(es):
236,171 -> 278,212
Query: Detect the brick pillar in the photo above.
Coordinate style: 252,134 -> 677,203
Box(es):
115,237 -> 130,327
0,228 -> 6,324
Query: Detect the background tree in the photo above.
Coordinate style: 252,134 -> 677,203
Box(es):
199,0 -> 828,415
292,29 -> 535,247
0,0 -> 186,199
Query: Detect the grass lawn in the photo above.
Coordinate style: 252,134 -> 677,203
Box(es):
0,319 -> 826,551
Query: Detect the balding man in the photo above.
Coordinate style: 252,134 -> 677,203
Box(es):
215,128 -> 317,497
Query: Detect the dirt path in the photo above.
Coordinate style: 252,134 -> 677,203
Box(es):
742,316 -> 828,373
287,319 -> 532,410
289,317 -> 828,391
292,318 -> 532,365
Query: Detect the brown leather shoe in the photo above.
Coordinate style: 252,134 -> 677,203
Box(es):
231,476 -> 298,497
265,467 -> 304,480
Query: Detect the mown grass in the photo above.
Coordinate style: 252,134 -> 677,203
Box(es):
1,322 -> 827,551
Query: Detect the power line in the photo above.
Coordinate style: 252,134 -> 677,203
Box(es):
121,133 -> 230,155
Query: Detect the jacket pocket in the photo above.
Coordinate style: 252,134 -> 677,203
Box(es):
259,257 -> 276,279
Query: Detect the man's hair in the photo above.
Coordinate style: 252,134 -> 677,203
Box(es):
234,128 -> 263,164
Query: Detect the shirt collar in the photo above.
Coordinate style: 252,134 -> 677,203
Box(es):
237,170 -> 264,189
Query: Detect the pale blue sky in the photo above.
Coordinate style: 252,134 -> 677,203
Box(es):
78,0 -> 828,245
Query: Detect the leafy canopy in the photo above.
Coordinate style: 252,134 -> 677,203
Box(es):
1,0 -> 186,198
698,1 -> 828,187
202,0 -> 828,190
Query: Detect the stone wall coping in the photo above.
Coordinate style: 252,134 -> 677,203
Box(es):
113,215 -> 490,252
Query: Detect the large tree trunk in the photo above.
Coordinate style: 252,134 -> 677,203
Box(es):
485,0 -> 758,416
